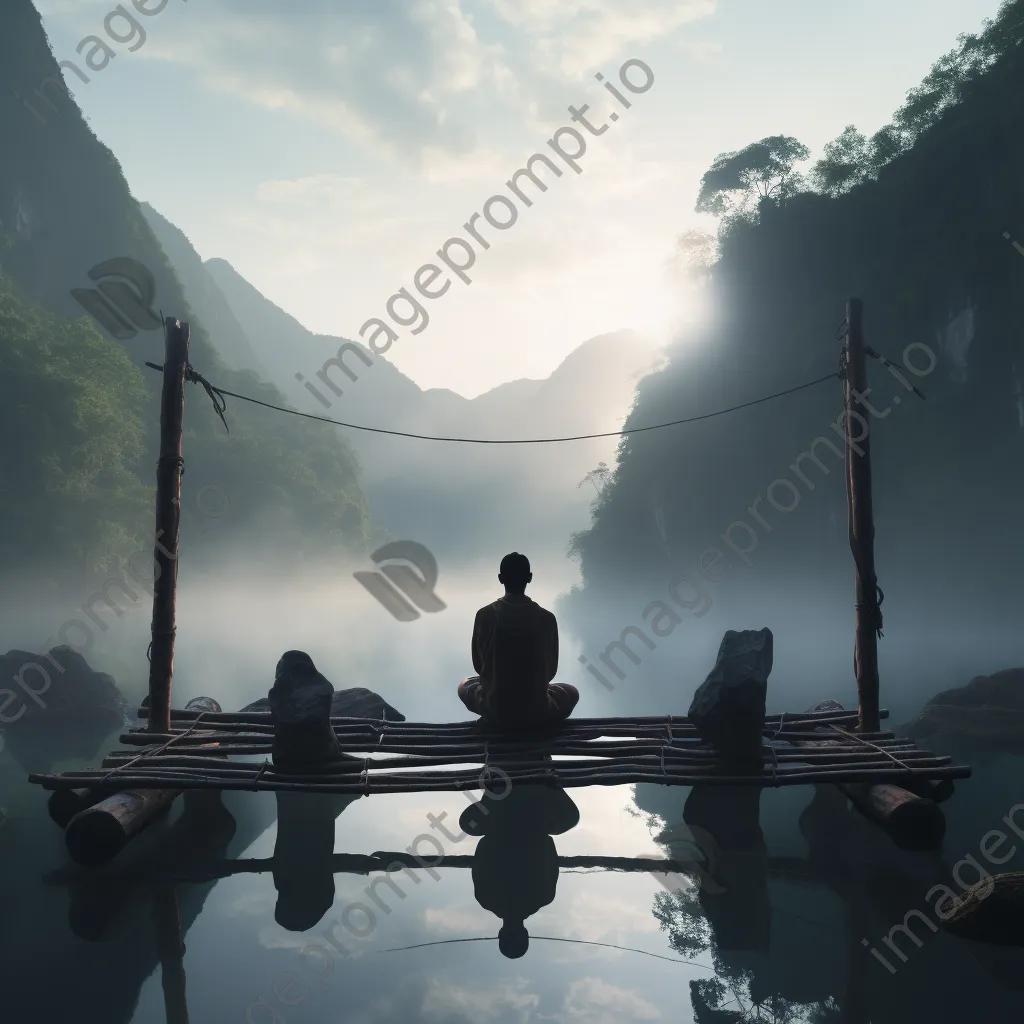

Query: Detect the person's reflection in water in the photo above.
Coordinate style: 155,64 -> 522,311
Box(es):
272,791 -> 359,931
460,781 -> 580,958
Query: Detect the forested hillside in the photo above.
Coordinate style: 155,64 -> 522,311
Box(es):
564,0 -> 1024,621
0,0 -> 370,579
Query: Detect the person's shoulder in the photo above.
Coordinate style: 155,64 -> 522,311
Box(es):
531,600 -> 557,623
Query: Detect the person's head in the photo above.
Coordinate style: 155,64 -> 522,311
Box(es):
498,920 -> 529,958
498,552 -> 532,595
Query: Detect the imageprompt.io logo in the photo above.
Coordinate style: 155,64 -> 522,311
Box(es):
71,257 -> 161,339
354,541 -> 447,622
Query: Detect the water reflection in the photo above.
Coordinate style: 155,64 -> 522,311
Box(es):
272,791 -> 359,932
460,782 -> 580,958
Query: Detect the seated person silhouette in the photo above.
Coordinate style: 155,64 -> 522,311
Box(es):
460,782 -> 580,958
458,552 -> 579,731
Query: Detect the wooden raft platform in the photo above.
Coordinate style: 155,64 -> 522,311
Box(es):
29,706 -> 971,797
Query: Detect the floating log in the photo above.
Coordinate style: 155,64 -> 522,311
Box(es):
942,871 -> 1024,945
48,787 -> 105,829
898,776 -> 956,804
65,788 -> 181,867
63,696 -> 221,866
839,781 -> 945,851
795,707 -> 947,850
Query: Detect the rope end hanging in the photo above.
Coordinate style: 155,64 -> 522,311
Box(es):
185,363 -> 230,434
144,360 -> 230,433
864,346 -> 927,401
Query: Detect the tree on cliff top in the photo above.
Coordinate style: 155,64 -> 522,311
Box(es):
695,136 -> 811,218
809,125 -> 870,197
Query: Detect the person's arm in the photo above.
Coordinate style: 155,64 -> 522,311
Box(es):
548,612 -> 559,681
472,608 -> 485,675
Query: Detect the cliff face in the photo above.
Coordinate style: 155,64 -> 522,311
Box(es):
0,0 -> 370,572
565,22 -> 1024,611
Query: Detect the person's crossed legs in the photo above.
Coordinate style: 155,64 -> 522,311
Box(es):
457,676 -> 579,727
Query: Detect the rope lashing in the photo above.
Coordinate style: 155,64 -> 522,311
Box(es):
252,759 -> 270,790
99,710 -> 210,784
184,363 -> 230,433
146,628 -> 177,663
828,724 -> 914,774
157,453 -> 186,476
767,741 -> 780,786
145,361 -> 230,433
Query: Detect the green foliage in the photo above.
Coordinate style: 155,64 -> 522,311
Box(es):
0,0 -> 373,573
695,136 -> 811,218
809,126 -> 870,197
823,0 -> 1024,191
0,271 -> 151,571
577,461 -> 610,496
564,0 -> 1024,607
701,4 -> 1024,211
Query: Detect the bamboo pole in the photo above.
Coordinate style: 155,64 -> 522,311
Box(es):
137,707 -> 886,730
30,761 -> 973,797
100,744 -> 940,768
148,318 -> 190,735
844,298 -> 881,733
109,727 -> 908,749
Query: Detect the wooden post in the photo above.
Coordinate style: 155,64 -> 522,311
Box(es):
153,885 -> 190,1024
843,299 -> 881,734
148,319 -> 190,734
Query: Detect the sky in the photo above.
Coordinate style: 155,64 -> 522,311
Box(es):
33,0 -> 1003,398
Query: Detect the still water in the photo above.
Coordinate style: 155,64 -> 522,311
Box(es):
1,563 -> 1023,1023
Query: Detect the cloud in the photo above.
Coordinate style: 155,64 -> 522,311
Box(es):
557,977 -> 661,1024
77,0 -> 717,162
347,975 -> 541,1024
484,0 -> 717,77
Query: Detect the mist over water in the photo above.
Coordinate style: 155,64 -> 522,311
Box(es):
4,532 -> 1018,732
5,0 -> 1024,1020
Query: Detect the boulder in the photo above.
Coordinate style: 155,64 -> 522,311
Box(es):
261,652 -> 406,769
943,871 -> 1024,946
267,651 -> 344,768
0,646 -> 134,772
688,628 -> 773,764
904,668 -> 1024,756
244,686 -> 405,722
